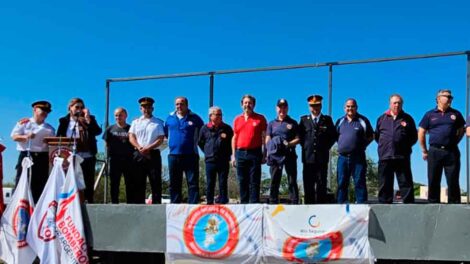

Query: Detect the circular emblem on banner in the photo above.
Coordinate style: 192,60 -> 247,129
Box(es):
286,124 -> 293,130
12,199 -> 32,248
282,231 -> 343,262
450,114 -> 456,120
188,121 -> 194,126
401,121 -> 407,127
220,133 -> 227,139
183,205 -> 239,259
38,201 -> 58,242
308,215 -> 321,228
49,147 -> 72,170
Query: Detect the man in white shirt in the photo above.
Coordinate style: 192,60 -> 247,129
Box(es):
129,97 -> 165,204
11,101 -> 55,203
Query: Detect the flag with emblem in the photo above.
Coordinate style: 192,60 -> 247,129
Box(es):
26,157 -> 66,264
0,157 -> 36,264
56,155 -> 88,264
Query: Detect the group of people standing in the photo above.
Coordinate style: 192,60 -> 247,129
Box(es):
10,88 -> 468,205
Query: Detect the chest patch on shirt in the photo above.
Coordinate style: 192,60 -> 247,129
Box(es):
401,121 -> 407,127
286,124 -> 292,130
450,114 -> 456,120
221,133 -> 227,138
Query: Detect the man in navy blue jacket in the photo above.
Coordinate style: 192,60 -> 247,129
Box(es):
335,98 -> 373,204
198,106 -> 233,204
165,97 -> 204,204
375,94 -> 417,203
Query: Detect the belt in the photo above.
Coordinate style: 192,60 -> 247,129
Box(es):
430,144 -> 455,150
20,151 -> 48,157
237,148 -> 261,152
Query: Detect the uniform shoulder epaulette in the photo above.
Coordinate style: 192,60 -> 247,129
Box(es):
300,114 -> 310,120
18,118 -> 30,125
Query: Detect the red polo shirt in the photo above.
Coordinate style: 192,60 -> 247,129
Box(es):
233,112 -> 267,149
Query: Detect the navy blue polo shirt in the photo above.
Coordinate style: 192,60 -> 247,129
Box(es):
267,115 -> 299,142
164,110 -> 204,155
336,114 -> 373,154
419,107 -> 465,147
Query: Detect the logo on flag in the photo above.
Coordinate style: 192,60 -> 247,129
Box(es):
282,231 -> 343,263
37,200 -> 58,242
183,205 -> 239,259
12,199 -> 33,248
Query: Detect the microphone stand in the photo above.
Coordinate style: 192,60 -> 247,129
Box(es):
70,114 -> 80,174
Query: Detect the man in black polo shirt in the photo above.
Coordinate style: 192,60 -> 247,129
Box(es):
375,94 -> 417,203
298,95 -> 337,204
418,89 -> 465,203
198,106 -> 233,204
266,99 -> 300,204
103,107 -> 134,203
335,98 -> 373,204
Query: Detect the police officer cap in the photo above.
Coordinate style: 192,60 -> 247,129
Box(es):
32,100 -> 52,113
138,97 -> 155,106
277,98 -> 288,107
307,95 -> 323,105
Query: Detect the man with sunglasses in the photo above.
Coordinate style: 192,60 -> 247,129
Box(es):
198,106 -> 233,204
418,89 -> 465,203
298,95 -> 336,204
266,99 -> 300,204
11,101 -> 55,203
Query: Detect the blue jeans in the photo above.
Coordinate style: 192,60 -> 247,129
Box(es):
205,161 -> 229,204
236,148 -> 262,204
337,153 -> 368,203
168,154 -> 199,204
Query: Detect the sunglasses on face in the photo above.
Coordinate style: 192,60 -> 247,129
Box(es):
440,95 -> 454,99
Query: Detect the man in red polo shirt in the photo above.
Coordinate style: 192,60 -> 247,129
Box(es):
232,94 -> 267,203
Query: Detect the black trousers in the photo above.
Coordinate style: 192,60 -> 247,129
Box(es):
109,155 -> 132,204
269,155 -> 299,204
131,150 -> 162,204
302,162 -> 328,204
81,156 -> 97,204
427,146 -> 461,203
14,151 -> 49,203
378,158 -> 415,203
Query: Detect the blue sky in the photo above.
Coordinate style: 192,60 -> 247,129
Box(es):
1,1 -> 470,190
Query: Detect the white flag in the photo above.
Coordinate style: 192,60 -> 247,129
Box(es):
26,157 -> 65,264
55,155 -> 88,264
0,157 -> 37,264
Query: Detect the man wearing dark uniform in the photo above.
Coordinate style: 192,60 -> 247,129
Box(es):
298,95 -> 336,204
266,99 -> 300,204
198,106 -> 233,204
375,94 -> 417,203
418,89 -> 465,203
11,101 -> 55,203
103,107 -> 134,204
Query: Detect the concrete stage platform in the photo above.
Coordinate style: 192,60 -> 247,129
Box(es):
84,204 -> 470,262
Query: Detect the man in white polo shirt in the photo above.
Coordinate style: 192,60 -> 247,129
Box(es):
129,97 -> 165,204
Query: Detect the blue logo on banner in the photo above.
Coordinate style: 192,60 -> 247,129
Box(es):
193,214 -> 229,252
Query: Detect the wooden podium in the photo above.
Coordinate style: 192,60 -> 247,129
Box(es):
44,137 -> 74,170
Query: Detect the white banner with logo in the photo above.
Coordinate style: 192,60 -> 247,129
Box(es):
263,204 -> 373,263
0,157 -> 36,264
166,204 -> 263,264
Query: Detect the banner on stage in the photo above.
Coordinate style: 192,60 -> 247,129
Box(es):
263,204 -> 373,263
166,204 -> 263,263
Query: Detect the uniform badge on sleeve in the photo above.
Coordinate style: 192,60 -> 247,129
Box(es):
450,114 -> 456,120
221,133 -> 227,139
401,121 -> 407,127
286,124 -> 292,130
188,121 -> 193,126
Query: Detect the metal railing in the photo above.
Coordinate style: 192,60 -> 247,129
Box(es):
104,50 -> 470,203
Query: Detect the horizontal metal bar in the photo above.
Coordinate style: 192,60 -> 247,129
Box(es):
107,50 -> 470,83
